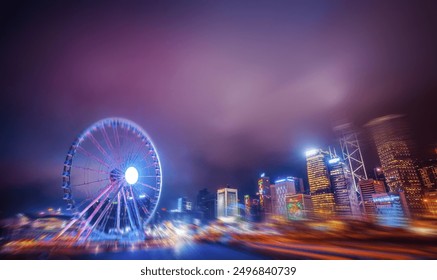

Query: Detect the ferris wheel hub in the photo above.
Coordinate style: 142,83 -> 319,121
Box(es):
125,166 -> 139,185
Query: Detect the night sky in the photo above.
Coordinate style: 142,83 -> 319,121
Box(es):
1,1 -> 436,217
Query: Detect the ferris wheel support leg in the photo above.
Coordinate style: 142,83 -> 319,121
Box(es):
55,183 -> 115,240
129,185 -> 144,235
74,188 -> 114,241
81,188 -> 121,242
116,192 -> 121,233
121,187 -> 137,232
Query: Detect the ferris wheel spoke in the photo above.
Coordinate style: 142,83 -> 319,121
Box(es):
71,177 -> 108,187
129,185 -> 144,231
88,133 -> 115,166
100,125 -> 124,167
137,181 -> 159,191
73,165 -> 110,175
121,187 -> 137,231
123,138 -> 143,168
82,192 -> 118,242
77,146 -> 111,168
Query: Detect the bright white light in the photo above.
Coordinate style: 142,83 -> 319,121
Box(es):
305,149 -> 319,157
328,158 -> 341,164
125,167 -> 139,184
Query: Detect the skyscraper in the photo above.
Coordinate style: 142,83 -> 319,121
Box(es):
358,179 -> 386,215
306,149 -> 335,216
177,197 -> 189,212
365,115 -> 424,215
333,123 -> 368,192
418,159 -> 437,216
272,177 -> 299,216
217,187 -> 239,219
258,174 -> 272,215
418,159 -> 437,191
328,157 -> 361,217
196,188 -> 216,221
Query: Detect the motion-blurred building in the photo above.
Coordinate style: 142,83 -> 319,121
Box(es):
372,192 -> 410,227
271,177 -> 300,217
333,123 -> 368,194
417,159 -> 437,217
258,174 -> 272,215
365,115 -> 424,216
177,197 -> 191,212
328,157 -> 361,217
423,191 -> 437,217
217,187 -> 239,220
306,149 -> 335,217
285,193 -> 314,220
358,179 -> 387,215
196,188 -> 216,221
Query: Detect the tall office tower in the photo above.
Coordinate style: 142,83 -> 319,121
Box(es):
217,187 -> 239,219
177,197 -> 189,212
418,159 -> 437,216
373,167 -> 390,192
418,159 -> 437,191
328,157 -> 361,217
272,177 -> 298,216
333,123 -> 368,193
258,173 -> 272,214
196,188 -> 216,221
270,185 -> 277,215
358,179 -> 387,215
365,115 -> 424,215
306,149 -> 335,216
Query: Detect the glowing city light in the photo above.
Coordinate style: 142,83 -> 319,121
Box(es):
328,158 -> 341,164
125,166 -> 139,184
305,149 -> 319,157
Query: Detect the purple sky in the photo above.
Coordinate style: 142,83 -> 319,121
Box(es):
1,1 -> 436,214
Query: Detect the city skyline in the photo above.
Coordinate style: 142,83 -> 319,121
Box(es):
1,1 -> 437,216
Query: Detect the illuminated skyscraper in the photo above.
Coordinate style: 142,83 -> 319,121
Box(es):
333,123 -> 368,192
196,188 -> 216,221
306,149 -> 335,216
328,157 -> 361,217
217,187 -> 238,219
177,197 -> 189,212
272,177 -> 299,216
358,179 -> 386,215
365,115 -> 424,215
418,159 -> 437,216
418,159 -> 437,191
258,173 -> 272,214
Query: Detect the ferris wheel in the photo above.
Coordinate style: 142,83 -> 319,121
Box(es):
58,118 -> 162,242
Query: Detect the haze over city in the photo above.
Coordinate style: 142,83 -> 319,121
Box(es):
1,0 -> 436,216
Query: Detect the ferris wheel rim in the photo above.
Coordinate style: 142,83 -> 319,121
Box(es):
61,117 -> 163,237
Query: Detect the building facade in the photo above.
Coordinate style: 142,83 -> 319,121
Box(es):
358,179 -> 386,215
271,177 -> 299,216
217,187 -> 239,219
258,174 -> 272,215
328,157 -> 361,217
366,115 -> 424,215
306,149 -> 335,216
